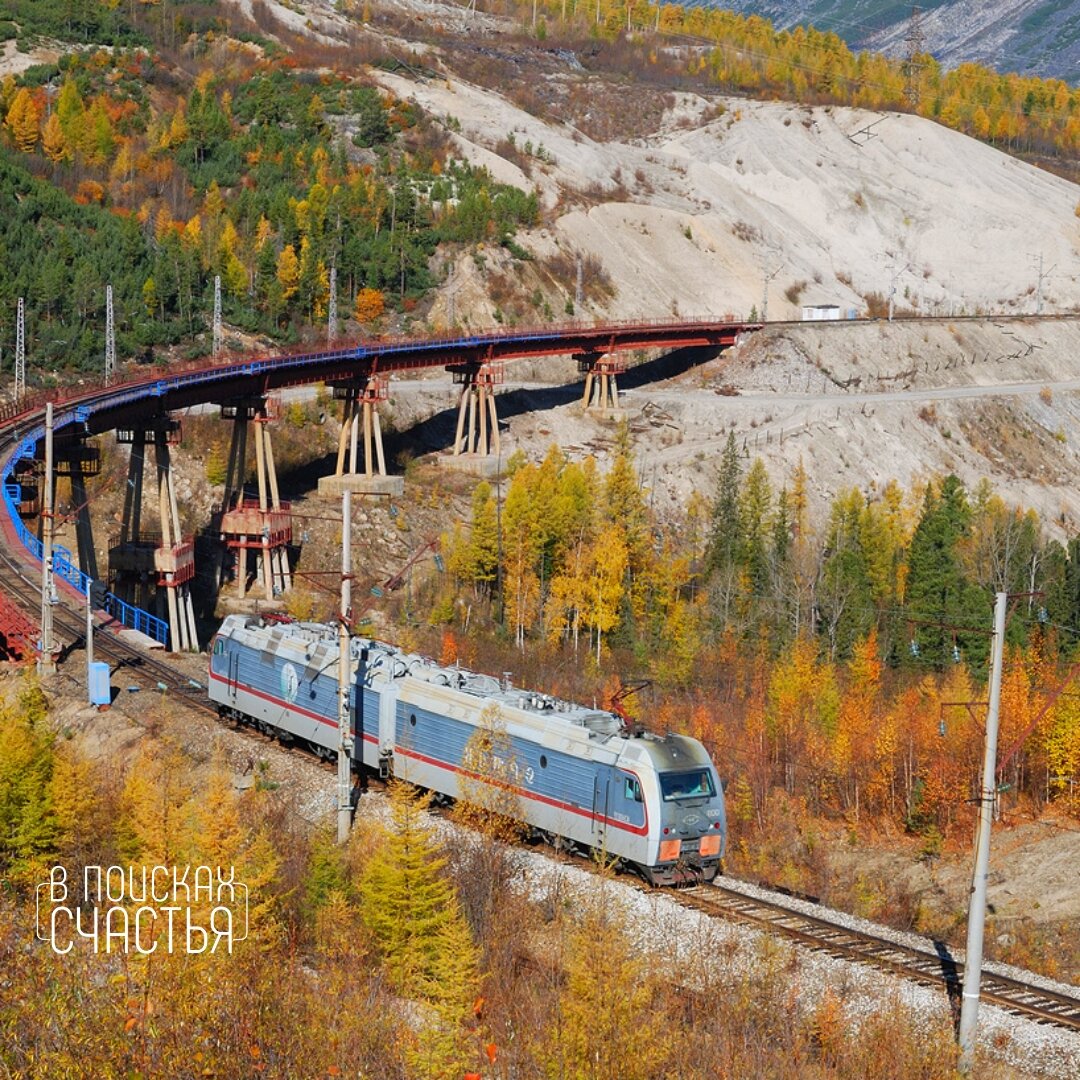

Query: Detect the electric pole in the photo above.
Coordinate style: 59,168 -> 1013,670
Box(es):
575,255 -> 584,312
957,590 -> 1007,1074
15,297 -> 25,404
762,265 -> 781,323
1030,253 -> 1054,316
328,265 -> 338,343
212,274 -> 223,356
903,5 -> 925,108
888,261 -> 911,322
38,402 -> 56,675
337,488 -> 354,844
104,284 -> 116,385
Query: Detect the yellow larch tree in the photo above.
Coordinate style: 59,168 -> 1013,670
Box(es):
41,112 -> 68,163
276,244 -> 300,303
542,893 -> 672,1080
358,780 -> 481,1078
5,87 -> 39,153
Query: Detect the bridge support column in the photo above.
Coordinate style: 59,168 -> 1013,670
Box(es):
318,376 -> 403,497
154,432 -> 198,652
451,362 -> 502,457
53,433 -> 101,581
578,353 -> 623,412
220,398 -> 293,601
110,419 -> 197,651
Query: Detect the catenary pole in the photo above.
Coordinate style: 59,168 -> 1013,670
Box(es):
957,590 -> 1007,1073
337,487 -> 353,843
38,403 -> 55,674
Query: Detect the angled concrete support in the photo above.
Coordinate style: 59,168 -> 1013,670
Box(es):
577,352 -> 623,411
319,377 -> 403,497
220,397 -> 293,601
334,376 -> 389,478
450,362 -> 502,457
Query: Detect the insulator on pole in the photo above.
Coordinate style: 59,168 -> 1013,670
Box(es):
14,297 -> 25,403
104,284 -> 116,386
212,275 -> 223,356
328,265 -> 338,343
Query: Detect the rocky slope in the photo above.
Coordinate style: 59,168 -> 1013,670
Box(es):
719,0 -> 1080,81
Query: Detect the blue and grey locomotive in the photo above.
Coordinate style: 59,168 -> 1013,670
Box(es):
208,614 -> 727,884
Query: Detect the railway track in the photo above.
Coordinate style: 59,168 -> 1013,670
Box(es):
7,531 -> 1080,1036
0,533 -> 214,716
668,881 -> 1080,1033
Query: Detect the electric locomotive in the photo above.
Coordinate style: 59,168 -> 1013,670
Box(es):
208,614 -> 727,884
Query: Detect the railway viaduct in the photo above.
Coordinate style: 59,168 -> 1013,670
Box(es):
0,318 -> 757,656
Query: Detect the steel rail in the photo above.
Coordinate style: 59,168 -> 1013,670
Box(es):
672,882 -> 1080,1032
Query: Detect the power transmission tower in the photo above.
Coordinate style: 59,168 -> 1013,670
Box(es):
328,265 -> 338,342
212,274 -> 223,356
104,284 -> 116,385
903,6 -> 925,108
14,297 -> 25,403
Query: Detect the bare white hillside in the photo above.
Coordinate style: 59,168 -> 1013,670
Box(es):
371,69 -> 1080,326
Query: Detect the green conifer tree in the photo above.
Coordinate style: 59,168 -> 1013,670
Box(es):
359,781 -> 480,1077
905,475 -> 991,670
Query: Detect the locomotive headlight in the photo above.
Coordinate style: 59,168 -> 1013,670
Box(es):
699,834 -> 721,857
659,838 -> 681,862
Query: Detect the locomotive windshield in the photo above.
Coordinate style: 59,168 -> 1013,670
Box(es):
659,770 -> 716,802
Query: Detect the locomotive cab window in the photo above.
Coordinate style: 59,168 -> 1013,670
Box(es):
659,770 -> 715,802
624,777 -> 642,803
213,638 -> 224,655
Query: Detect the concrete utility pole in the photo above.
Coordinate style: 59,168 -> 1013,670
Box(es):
38,403 -> 55,675
337,488 -> 353,844
575,256 -> 584,312
957,590 -> 1008,1074
85,579 -> 94,672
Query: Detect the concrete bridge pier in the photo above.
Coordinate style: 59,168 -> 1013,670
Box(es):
110,419 -> 197,651
450,361 -> 502,457
219,398 -> 293,601
318,376 -> 403,497
577,352 -> 624,412
154,431 -> 198,652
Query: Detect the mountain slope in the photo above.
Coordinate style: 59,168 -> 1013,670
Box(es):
719,1 -> 1080,80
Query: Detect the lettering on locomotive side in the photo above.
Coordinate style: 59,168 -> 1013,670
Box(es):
36,865 -> 249,955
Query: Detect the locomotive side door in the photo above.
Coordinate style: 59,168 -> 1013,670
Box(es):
591,772 -> 610,853
226,644 -> 238,701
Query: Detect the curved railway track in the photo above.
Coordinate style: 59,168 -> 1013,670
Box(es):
2,318 -> 1080,1039
0,508 -> 214,714
665,882 -> 1080,1032
7,516 -> 1079,1036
